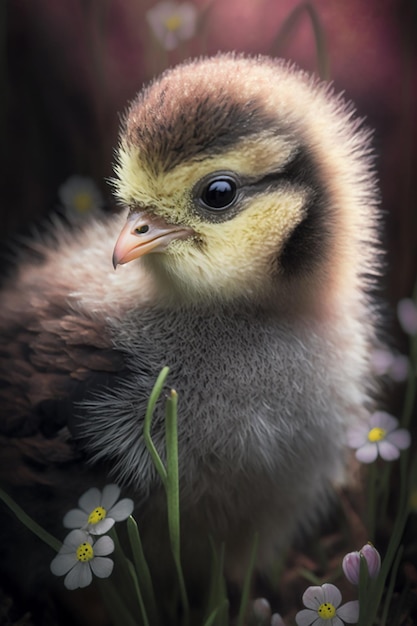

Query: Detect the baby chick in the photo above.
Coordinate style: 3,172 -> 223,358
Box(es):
0,54 -> 380,602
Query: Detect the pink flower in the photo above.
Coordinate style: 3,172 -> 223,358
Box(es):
347,412 -> 411,463
342,543 -> 381,585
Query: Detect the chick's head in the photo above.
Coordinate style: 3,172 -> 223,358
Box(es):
113,54 -> 378,309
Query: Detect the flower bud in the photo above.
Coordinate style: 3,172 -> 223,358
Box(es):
342,543 -> 381,584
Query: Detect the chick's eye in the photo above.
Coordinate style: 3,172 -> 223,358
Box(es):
201,177 -> 238,210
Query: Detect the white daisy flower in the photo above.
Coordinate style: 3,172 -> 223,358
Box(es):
295,583 -> 359,626
63,484 -> 134,535
347,412 -> 411,463
50,529 -> 114,590
58,175 -> 103,215
147,2 -> 197,50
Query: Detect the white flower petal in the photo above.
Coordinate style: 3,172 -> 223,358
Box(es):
63,529 -> 91,550
322,583 -> 341,607
271,615 -> 286,626
89,517 -> 115,535
64,563 -> 85,590
346,428 -> 368,448
330,617 -> 344,626
164,32 -> 178,49
386,428 -> 411,450
63,508 -> 88,529
342,552 -> 361,585
93,535 -> 115,557
302,585 -> 324,609
79,487 -> 101,512
90,556 -> 114,579
101,484 -> 121,510
108,498 -> 134,521
360,544 -> 381,578
370,411 -> 398,432
77,563 -> 93,588
337,600 -> 360,623
355,442 -> 378,463
295,608 -> 318,626
378,440 -> 400,461
50,553 -> 77,576
59,542 -> 79,555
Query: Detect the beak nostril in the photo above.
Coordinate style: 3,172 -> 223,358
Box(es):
134,225 -> 149,235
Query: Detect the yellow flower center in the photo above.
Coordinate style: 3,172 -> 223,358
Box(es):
317,602 -> 336,619
88,506 -> 107,525
76,542 -> 94,562
368,427 -> 387,442
164,14 -> 182,31
73,191 -> 94,213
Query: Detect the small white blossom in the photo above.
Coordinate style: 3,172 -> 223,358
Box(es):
296,583 -> 359,626
347,412 -> 411,463
58,175 -> 103,215
50,529 -> 114,590
63,484 -> 134,535
147,2 -> 197,50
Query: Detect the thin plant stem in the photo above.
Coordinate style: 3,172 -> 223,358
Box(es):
380,545 -> 404,626
205,539 -> 227,625
271,2 -> 329,80
165,389 -> 190,626
0,486 -> 61,552
364,451 -> 412,625
366,462 -> 377,541
97,578 -> 139,626
357,556 -> 370,626
143,366 -> 170,487
203,600 -> 229,626
126,559 -> 151,626
237,533 -> 259,626
109,527 -> 142,619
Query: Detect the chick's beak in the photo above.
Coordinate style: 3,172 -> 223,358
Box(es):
112,211 -> 194,268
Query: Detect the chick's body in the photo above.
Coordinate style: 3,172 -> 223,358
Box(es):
0,54 -> 380,590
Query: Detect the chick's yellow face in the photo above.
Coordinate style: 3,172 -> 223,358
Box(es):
114,132 -> 310,303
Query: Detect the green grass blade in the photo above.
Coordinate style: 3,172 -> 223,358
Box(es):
127,515 -> 159,624
0,486 -> 61,552
143,366 -> 170,487
165,388 -> 190,625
